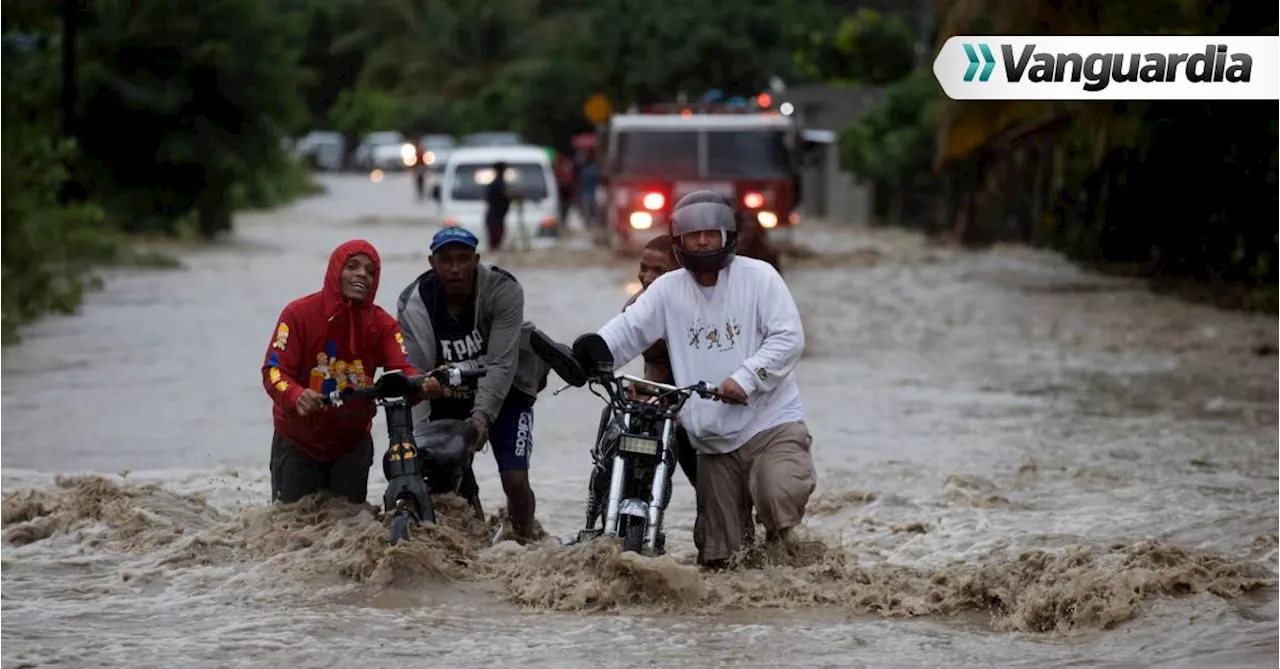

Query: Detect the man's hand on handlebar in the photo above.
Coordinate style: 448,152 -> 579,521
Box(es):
295,389 -> 327,416
626,381 -> 664,405
713,377 -> 749,404
420,365 -> 455,400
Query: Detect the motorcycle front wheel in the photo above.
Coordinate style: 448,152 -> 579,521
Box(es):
622,517 -> 646,554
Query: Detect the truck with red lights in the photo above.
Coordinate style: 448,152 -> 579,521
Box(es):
594,107 -> 814,251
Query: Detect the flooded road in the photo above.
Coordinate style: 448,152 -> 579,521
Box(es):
3,172 -> 1277,668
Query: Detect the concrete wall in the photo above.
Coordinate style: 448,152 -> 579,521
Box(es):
780,85 -> 884,226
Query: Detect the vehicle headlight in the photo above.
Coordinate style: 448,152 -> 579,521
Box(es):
619,434 -> 660,456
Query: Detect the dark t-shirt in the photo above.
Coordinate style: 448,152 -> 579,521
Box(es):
420,271 -> 484,420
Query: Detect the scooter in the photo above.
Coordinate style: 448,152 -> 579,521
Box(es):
323,365 -> 487,544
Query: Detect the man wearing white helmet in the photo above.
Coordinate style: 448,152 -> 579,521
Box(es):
593,191 -> 815,568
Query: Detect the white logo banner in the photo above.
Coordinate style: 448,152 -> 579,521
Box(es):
933,36 -> 1280,100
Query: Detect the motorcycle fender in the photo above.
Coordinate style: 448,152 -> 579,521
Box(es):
618,498 -> 648,518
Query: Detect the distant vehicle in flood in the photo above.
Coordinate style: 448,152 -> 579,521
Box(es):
294,131 -> 346,171
460,132 -> 526,148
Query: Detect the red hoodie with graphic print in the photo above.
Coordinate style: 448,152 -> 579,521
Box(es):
261,240 -> 421,461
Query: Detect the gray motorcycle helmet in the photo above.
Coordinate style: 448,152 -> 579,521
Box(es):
669,191 -> 739,273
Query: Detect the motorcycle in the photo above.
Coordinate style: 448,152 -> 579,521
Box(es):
322,365 -> 487,544
529,331 -> 738,555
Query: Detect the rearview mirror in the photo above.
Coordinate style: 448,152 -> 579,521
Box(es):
529,329 -> 589,387
572,333 -> 614,377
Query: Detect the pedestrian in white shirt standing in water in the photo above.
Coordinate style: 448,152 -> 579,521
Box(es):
593,191 -> 815,569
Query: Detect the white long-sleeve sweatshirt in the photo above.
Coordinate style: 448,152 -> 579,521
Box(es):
597,256 -> 805,455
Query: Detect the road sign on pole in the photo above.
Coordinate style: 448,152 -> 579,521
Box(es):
583,94 -> 613,125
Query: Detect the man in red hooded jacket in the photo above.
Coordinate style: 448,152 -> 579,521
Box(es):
262,239 -> 436,505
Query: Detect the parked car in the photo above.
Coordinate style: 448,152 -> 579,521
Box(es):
294,131 -> 345,171
460,131 -> 525,148
417,134 -> 457,166
417,134 -> 458,193
434,145 -> 559,248
354,131 -> 406,171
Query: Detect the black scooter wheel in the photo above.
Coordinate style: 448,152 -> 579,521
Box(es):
389,511 -> 413,545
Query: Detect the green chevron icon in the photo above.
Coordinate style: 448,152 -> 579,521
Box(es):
963,43 -> 996,82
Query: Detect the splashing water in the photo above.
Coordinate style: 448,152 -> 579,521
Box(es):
3,174 -> 1276,668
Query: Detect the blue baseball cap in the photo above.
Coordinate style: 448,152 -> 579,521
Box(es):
430,226 -> 480,253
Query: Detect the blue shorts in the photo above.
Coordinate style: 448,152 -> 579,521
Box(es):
489,391 -> 535,472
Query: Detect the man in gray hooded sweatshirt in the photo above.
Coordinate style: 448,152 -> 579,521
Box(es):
397,226 -> 552,541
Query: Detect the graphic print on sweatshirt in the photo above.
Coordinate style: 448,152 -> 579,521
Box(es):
307,340 -> 371,393
440,329 -> 485,365
686,315 -> 743,352
429,326 -> 485,415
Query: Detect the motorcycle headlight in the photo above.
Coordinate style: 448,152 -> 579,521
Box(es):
619,434 -> 660,456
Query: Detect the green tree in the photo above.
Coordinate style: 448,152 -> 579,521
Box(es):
505,6 -> 602,147
76,0 -> 309,238
340,0 -> 814,148
840,71 -> 937,184
792,7 -> 916,85
291,0 -> 371,130
2,36 -> 118,343
329,88 -> 415,140
839,70 -> 939,224
592,0 -> 798,105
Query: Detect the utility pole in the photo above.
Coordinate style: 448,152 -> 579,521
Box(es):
601,0 -> 626,110
62,0 -> 82,141
914,0 -> 934,70
59,0 -> 89,204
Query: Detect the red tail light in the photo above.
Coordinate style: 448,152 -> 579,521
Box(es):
743,191 -> 765,209
642,192 -> 665,210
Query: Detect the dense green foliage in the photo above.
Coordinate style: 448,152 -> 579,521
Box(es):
840,0 -> 1278,308
3,0 -> 1274,342
303,0 -> 860,147
76,0 -> 312,237
2,0 -> 320,341
3,0 -> 857,340
1,36 -> 117,343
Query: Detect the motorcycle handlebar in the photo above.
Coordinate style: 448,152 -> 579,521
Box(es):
322,366 -> 487,405
428,366 -> 486,387
617,374 -> 745,405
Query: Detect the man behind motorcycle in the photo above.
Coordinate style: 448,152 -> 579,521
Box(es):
261,239 -> 433,505
618,235 -> 698,488
396,226 -> 549,542
592,192 -> 816,568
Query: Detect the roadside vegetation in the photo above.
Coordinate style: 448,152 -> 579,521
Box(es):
3,0 -> 1274,343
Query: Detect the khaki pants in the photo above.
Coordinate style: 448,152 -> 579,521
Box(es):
694,421 -> 815,563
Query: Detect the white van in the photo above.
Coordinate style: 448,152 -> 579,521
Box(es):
436,145 -> 560,249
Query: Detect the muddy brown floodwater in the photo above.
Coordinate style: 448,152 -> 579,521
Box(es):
2,173 -> 1277,669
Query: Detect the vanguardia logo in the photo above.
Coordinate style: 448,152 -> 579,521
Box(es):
959,42 -> 1253,91
935,36 -> 1279,101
